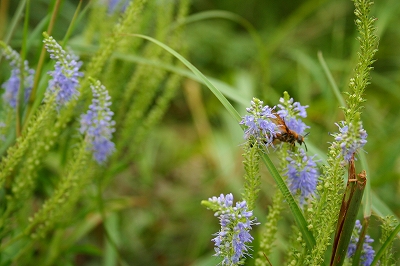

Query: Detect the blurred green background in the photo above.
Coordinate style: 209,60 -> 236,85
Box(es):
1,0 -> 400,265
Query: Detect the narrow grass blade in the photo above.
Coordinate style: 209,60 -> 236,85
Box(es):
318,51 -> 346,108
110,52 -> 250,106
129,34 -> 241,123
62,0 -> 83,46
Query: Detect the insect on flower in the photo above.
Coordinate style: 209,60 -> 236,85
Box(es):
270,111 -> 309,151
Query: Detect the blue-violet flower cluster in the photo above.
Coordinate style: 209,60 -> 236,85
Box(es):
208,193 -> 258,265
43,35 -> 83,107
240,96 -> 309,149
277,96 -> 309,136
240,98 -> 279,147
1,42 -> 35,108
347,220 -> 375,266
333,120 -> 367,162
285,148 -> 319,205
80,80 -> 115,164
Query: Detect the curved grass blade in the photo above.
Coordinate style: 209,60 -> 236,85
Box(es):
70,46 -> 251,105
127,33 -> 316,250
129,34 -> 241,122
317,51 -> 346,108
111,53 -> 251,106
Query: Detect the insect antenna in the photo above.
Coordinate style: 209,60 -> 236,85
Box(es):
303,132 -> 310,151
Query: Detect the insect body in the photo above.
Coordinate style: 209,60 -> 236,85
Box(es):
270,112 -> 308,151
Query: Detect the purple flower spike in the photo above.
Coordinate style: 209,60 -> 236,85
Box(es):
80,80 -> 115,164
1,43 -> 35,108
43,35 -> 83,107
240,98 -> 279,147
285,148 -> 319,205
333,120 -> 367,162
208,193 -> 258,265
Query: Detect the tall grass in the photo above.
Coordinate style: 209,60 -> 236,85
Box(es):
0,0 -> 399,265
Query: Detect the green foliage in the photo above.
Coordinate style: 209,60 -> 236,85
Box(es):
0,0 -> 399,264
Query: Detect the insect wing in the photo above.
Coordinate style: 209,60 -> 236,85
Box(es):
270,112 -> 288,133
